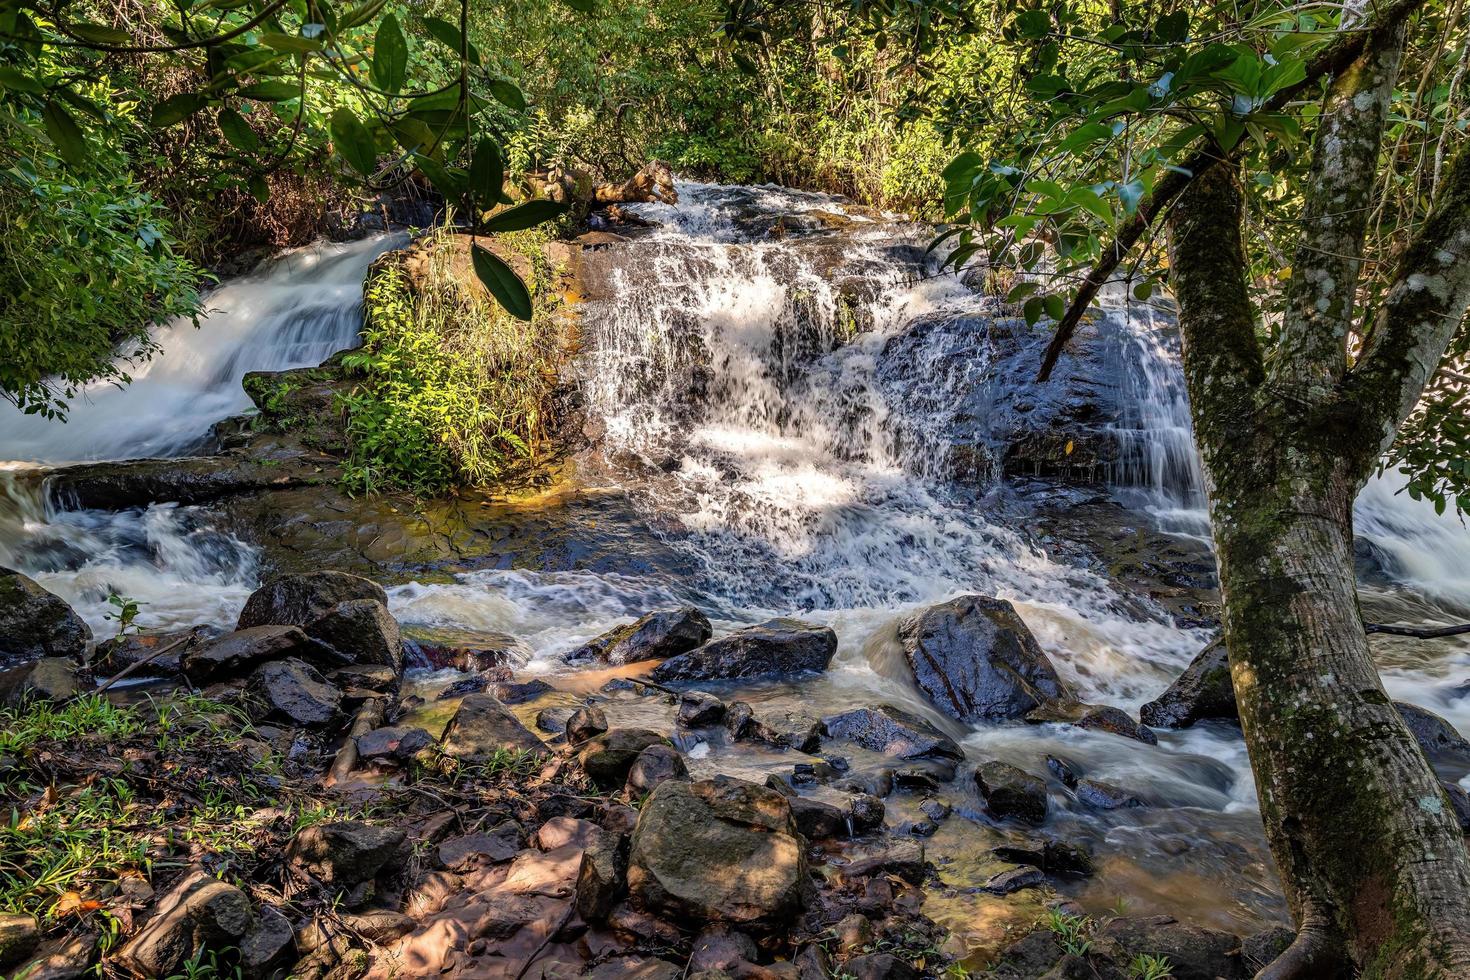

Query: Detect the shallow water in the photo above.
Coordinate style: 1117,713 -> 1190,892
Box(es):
2,183 -> 1468,956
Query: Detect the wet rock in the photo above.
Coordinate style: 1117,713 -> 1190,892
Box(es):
983,865 -> 1046,895
898,595 -> 1072,722
576,831 -> 627,921
116,870 -> 252,978
763,711 -> 824,753
566,705 -> 609,746
435,675 -> 488,699
587,957 -> 682,980
571,606 -> 713,665
790,796 -> 848,839
840,840 -> 926,884
678,690 -> 728,727
629,776 -> 807,928
1097,915 -> 1247,980
845,952 -> 919,980
1046,754 -> 1082,788
95,627 -> 213,677
1075,778 -> 1148,810
992,838 -> 1094,877
1139,639 -> 1237,728
0,568 -> 91,666
627,744 -> 690,794
303,598 -> 402,672
651,618 -> 837,682
821,704 -> 964,761
184,625 -> 332,681
725,700 -> 756,739
240,904 -> 294,976
355,724 -> 432,762
1026,702 -> 1158,745
287,821 -> 407,887
491,677 -> 555,704
894,760 -> 956,790
976,762 -> 1049,824
835,768 -> 895,798
535,705 -> 575,733
581,729 -> 668,789
690,924 -> 760,973
439,693 -> 546,762
438,822 -> 523,868
0,913 -> 38,969
237,570 -> 387,630
919,798 -> 952,822
1444,780 -> 1470,832
1396,701 -> 1470,765
247,658 -> 342,726
0,657 -> 78,706
328,663 -> 397,693
849,793 -> 886,833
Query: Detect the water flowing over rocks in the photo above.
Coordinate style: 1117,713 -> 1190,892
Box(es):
568,606 -> 712,665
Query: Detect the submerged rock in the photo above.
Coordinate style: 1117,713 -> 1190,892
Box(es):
1139,639 -> 1236,729
976,762 -> 1049,824
898,595 -> 1072,722
570,607 -> 713,665
0,568 -> 91,666
237,570 -> 387,631
1026,702 -> 1157,745
651,618 -> 837,682
628,776 -> 807,928
439,693 -> 546,761
1076,778 -> 1148,810
821,704 -> 964,761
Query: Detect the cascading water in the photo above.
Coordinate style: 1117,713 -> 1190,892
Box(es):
0,235 -> 400,631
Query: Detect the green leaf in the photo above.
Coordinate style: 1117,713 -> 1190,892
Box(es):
0,66 -> 44,93
1023,296 -> 1045,325
151,92 -> 208,127
1014,9 -> 1050,38
371,14 -> 408,92
470,137 -> 506,210
422,16 -> 482,63
487,79 -> 526,112
482,200 -> 567,232
338,0 -> 389,30
1154,11 -> 1188,42
330,108 -> 377,177
248,173 -> 271,203
69,23 -> 131,45
216,107 -> 258,151
1058,122 -> 1113,153
472,243 -> 533,321
1005,281 -> 1039,303
261,31 -> 322,53
42,102 -> 86,167
1132,280 -> 1153,301
414,153 -> 467,200
1043,293 -> 1066,320
238,80 -> 302,101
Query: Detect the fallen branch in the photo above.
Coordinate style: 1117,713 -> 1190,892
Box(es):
1365,621 -> 1470,639
1034,0 -> 1430,382
91,636 -> 191,696
323,698 -> 384,788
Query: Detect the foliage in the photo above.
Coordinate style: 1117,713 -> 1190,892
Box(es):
339,226 -> 562,495
1127,953 -> 1174,980
1043,908 -> 1094,956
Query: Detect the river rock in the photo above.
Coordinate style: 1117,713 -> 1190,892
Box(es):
976,761 -> 1049,824
0,914 -> 38,969
898,595 -> 1072,722
844,952 -> 920,980
535,705 -> 575,733
1395,702 -> 1470,766
839,840 -> 926,884
627,744 -> 690,794
821,704 -> 964,761
1076,778 -> 1148,810
438,822 -> 524,868
992,838 -> 1095,877
689,924 -> 760,973
0,569 -> 90,667
570,607 -> 713,665
356,725 -> 433,762
1097,915 -> 1248,980
183,625 -> 330,681
566,705 -> 609,746
95,626 -> 215,677
236,570 -> 387,630
849,793 -> 886,833
1026,702 -> 1157,745
303,598 -> 402,672
239,904 -> 294,976
677,690 -> 727,727
1139,639 -> 1237,728
650,618 -> 837,682
790,796 -> 848,839
983,864 -> 1046,895
287,821 -> 407,887
580,729 -> 669,789
247,658 -> 342,726
116,870 -> 253,978
440,693 -> 546,761
576,831 -> 627,921
0,657 -> 78,706
628,776 -> 807,928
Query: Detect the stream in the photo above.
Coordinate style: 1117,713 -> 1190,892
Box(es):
3,182 -> 1469,958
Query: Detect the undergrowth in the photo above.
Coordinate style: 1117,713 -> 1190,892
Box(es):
339,225 -> 564,496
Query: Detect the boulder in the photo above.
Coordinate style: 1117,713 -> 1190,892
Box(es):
355,725 -> 433,762
789,796 -> 848,839
1395,702 -> 1470,766
1096,915 -> 1248,980
247,658 -> 342,726
570,607 -> 713,665
627,744 -> 690,794
115,871 -> 252,978
0,568 -> 90,666
183,625 -> 331,681
236,571 -> 387,630
976,761 -> 1049,824
439,693 -> 546,762
287,821 -> 407,887
304,598 -> 402,672
0,658 -> 78,707
566,705 -> 609,746
898,595 -> 1072,722
576,831 -> 627,921
821,704 -> 964,761
1139,639 -> 1237,729
1076,778 -> 1148,810
678,690 -> 727,727
651,618 -> 837,683
580,729 -> 669,789
628,776 -> 807,928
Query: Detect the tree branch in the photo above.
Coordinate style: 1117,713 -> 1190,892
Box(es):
1365,622 -> 1470,639
1345,145 -> 1470,458
1035,0 -> 1431,382
1268,17 -> 1407,395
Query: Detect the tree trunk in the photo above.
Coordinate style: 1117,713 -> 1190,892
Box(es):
1169,164 -> 1470,978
